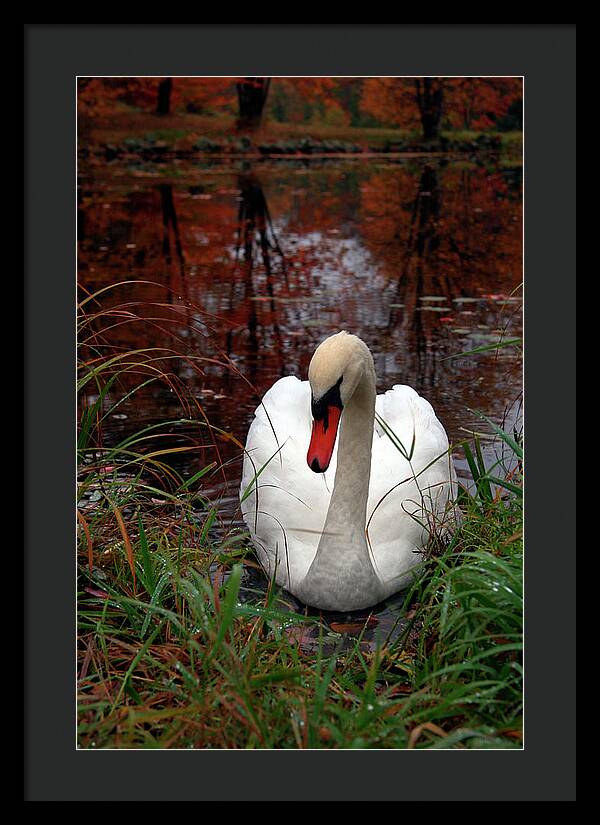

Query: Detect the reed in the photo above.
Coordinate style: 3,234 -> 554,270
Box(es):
77,285 -> 523,749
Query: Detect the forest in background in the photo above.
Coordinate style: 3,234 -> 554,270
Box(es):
78,77 -> 523,154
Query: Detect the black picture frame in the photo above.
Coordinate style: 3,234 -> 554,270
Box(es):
25,23 -> 576,801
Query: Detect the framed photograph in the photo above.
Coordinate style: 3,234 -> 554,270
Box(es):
25,24 -> 575,801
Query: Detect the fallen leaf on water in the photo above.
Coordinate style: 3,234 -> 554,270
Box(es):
330,617 -> 377,634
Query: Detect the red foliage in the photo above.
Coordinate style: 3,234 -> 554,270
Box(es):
78,77 -> 353,125
78,76 -> 522,133
78,77 -> 236,117
444,78 -> 522,129
360,77 -> 522,131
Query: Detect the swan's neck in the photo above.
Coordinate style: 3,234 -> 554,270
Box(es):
325,370 -> 376,538
298,364 -> 383,611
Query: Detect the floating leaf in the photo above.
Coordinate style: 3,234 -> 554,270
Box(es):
330,617 -> 377,634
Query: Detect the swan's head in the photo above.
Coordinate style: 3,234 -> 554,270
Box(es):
306,331 -> 373,473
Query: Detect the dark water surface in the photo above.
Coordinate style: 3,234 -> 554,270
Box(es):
79,154 -> 522,635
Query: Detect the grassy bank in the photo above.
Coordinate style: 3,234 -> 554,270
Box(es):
78,107 -> 522,160
77,288 -> 523,749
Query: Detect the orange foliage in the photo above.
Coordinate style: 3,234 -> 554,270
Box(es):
360,78 -> 421,129
78,76 -> 354,125
268,78 -> 350,125
78,76 -> 522,133
360,77 -> 522,131
444,78 -> 522,129
78,77 -> 236,117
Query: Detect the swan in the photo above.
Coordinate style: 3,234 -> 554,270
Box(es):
240,331 -> 456,611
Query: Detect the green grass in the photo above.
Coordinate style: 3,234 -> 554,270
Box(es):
77,286 -> 523,749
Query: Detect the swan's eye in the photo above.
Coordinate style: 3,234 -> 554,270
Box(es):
311,376 -> 343,427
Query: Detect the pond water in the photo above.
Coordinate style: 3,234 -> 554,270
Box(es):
78,153 -> 522,638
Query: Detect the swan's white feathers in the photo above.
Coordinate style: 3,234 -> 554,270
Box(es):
241,377 -> 455,597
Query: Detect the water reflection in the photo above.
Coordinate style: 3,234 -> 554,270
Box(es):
231,170 -> 288,380
78,156 -> 522,519
159,183 -> 186,289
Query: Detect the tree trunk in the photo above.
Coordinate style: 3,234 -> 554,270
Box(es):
236,78 -> 271,131
415,78 -> 444,141
156,78 -> 172,115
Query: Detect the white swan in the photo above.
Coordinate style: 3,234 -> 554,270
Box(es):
240,331 -> 456,611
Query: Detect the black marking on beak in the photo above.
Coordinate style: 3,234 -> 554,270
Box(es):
311,376 -> 343,429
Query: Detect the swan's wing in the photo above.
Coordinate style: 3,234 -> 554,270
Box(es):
240,376 -> 337,589
241,379 -> 456,596
368,385 -> 456,591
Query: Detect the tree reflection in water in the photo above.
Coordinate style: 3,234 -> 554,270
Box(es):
230,169 -> 287,382
78,157 -> 522,507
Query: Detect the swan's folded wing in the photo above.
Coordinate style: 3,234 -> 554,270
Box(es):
240,376 -> 336,587
368,385 -> 456,589
374,384 -> 451,469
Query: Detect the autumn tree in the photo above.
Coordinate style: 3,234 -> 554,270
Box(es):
236,78 -> 272,131
236,77 -> 351,131
360,78 -> 442,139
360,77 -> 522,139
78,77 -> 235,120
267,78 -> 350,126
444,77 -> 522,129
415,79 -> 444,140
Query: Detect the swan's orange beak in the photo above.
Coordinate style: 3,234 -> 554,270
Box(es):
307,405 -> 342,473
